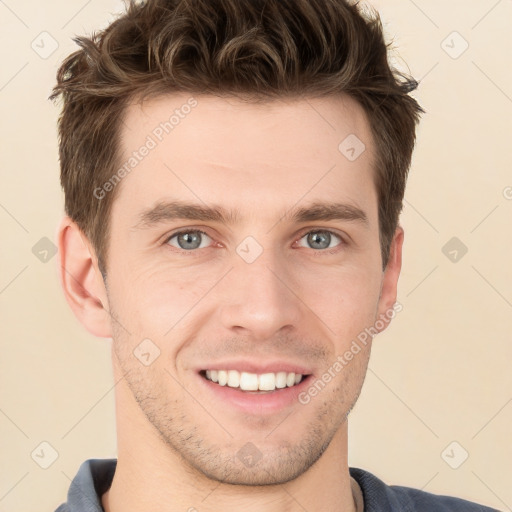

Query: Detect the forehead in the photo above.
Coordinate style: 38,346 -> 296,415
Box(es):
113,93 -> 377,227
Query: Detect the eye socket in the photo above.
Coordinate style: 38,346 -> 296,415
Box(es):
166,230 -> 213,251
296,230 -> 343,250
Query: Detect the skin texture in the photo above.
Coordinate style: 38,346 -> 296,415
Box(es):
58,93 -> 403,512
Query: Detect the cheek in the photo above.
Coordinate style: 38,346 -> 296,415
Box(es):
297,261 -> 382,338
108,261 -> 224,337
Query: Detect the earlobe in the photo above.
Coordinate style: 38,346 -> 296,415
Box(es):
375,226 -> 404,333
57,216 -> 112,338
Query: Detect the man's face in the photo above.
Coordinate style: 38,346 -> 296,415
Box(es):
103,93 -> 397,484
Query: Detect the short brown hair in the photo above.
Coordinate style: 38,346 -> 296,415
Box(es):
51,0 -> 423,274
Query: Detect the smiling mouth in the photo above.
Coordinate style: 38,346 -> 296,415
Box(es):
199,369 -> 309,393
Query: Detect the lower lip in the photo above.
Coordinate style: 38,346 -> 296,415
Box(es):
197,373 -> 313,415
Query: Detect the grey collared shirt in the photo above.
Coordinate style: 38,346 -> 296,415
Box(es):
55,458 -> 501,511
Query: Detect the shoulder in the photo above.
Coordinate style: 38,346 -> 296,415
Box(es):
389,483 -> 500,512
54,458 -> 117,512
349,467 -> 500,512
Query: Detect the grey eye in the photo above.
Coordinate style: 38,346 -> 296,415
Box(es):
298,230 -> 342,250
167,230 -> 212,250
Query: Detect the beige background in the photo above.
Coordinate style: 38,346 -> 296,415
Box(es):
1,1 -> 511,511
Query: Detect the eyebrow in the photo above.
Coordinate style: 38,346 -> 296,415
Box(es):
131,200 -> 369,230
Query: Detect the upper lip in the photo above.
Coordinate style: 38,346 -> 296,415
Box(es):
197,360 -> 313,375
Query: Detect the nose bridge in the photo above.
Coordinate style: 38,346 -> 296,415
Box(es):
219,243 -> 302,338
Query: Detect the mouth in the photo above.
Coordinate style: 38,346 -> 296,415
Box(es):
197,365 -> 314,414
199,369 -> 310,393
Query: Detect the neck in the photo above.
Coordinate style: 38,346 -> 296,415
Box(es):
103,434 -> 357,512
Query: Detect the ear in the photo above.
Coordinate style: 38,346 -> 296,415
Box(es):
375,226 -> 404,333
57,216 -> 112,338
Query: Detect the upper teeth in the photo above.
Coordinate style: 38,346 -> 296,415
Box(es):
205,370 -> 303,391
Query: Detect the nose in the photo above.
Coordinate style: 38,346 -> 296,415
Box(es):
218,250 -> 303,340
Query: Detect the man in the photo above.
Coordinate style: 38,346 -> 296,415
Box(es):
52,0 -> 499,510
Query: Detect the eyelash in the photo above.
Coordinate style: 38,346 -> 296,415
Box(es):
163,228 -> 346,254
